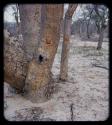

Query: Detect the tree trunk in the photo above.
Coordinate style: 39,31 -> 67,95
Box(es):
24,5 -> 64,102
97,27 -> 104,50
79,22 -> 82,37
87,21 -> 90,39
60,4 -> 77,81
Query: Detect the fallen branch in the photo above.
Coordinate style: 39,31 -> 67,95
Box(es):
70,103 -> 74,121
92,64 -> 108,70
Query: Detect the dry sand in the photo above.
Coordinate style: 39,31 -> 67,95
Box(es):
4,36 -> 109,121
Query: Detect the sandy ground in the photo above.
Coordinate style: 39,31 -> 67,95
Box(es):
4,36 -> 109,121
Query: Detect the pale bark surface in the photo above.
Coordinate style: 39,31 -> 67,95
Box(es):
60,4 -> 78,81
19,5 -> 41,61
24,5 -> 64,102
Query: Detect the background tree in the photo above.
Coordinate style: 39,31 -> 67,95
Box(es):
79,4 -> 94,39
73,4 -> 108,49
93,5 -> 109,50
12,5 -> 19,26
11,4 -> 20,37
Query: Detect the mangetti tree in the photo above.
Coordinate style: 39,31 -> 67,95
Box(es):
22,4 -> 64,102
4,4 -> 64,102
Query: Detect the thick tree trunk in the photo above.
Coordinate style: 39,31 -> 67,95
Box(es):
4,4 -> 63,102
60,4 -> 77,81
97,28 -> 104,50
24,5 -> 64,102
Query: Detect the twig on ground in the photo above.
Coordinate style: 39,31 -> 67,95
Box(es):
92,64 -> 108,70
70,103 -> 74,121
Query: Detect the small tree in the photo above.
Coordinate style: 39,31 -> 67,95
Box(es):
60,4 -> 78,81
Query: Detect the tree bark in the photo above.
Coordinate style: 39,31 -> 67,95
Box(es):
19,4 -> 41,61
24,5 -> 64,102
4,31 -> 27,90
60,4 -> 77,81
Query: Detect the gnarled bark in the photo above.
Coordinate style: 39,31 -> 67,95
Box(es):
60,4 -> 78,81
4,31 -> 27,90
